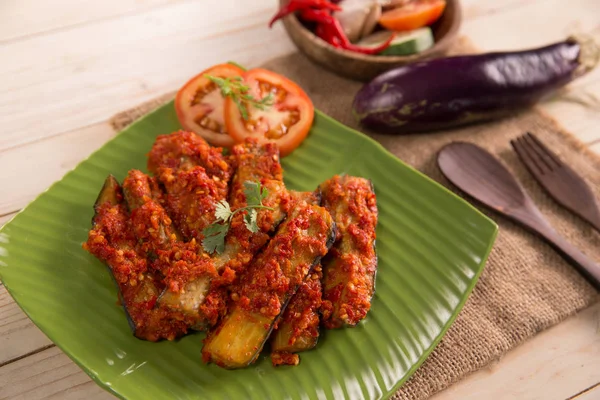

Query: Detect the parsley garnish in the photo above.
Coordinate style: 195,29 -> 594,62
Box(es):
205,75 -> 274,120
202,181 -> 274,254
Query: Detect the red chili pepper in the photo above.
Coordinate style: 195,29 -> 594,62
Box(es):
341,33 -> 396,55
300,9 -> 396,55
268,0 -> 342,28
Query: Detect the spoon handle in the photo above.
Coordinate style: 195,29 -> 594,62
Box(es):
588,207 -> 600,233
510,206 -> 600,289
535,222 -> 600,289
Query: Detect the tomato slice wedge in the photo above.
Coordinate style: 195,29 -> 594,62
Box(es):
224,69 -> 314,157
175,63 -> 244,147
379,0 -> 446,31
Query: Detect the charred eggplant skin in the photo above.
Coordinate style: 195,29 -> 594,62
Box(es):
353,37 -> 599,133
93,175 -> 120,213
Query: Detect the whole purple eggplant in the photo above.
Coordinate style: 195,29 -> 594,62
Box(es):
352,37 -> 599,134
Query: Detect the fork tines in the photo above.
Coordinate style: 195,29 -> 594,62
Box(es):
510,132 -> 562,176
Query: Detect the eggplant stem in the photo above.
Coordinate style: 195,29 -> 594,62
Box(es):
570,34 -> 600,77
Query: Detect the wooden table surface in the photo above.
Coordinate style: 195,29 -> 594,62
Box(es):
1,0 -> 599,399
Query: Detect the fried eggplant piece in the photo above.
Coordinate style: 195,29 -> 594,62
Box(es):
122,169 -> 178,256
228,139 -> 283,194
156,165 -> 223,241
158,141 -> 287,316
270,264 -> 323,366
156,179 -> 288,329
320,175 -> 378,329
153,240 -> 225,329
270,191 -> 323,365
148,131 -> 230,239
202,202 -> 336,369
214,139 -> 287,272
147,130 -> 231,194
215,180 -> 289,271
83,176 -> 190,341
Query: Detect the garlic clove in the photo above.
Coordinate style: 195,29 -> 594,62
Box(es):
334,0 -> 375,43
360,2 -> 382,39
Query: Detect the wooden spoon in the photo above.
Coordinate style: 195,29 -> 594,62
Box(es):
438,142 -> 600,289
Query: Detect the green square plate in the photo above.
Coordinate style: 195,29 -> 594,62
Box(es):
0,103 -> 497,399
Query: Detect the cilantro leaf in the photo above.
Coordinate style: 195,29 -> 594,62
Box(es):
205,74 -> 274,121
243,209 -> 259,233
201,181 -> 275,254
214,200 -> 232,222
201,223 -> 229,255
243,181 -> 269,206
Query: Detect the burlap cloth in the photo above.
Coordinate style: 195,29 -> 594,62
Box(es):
111,38 -> 600,399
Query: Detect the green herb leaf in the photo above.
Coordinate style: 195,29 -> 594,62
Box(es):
243,209 -> 259,233
243,181 -> 269,206
205,74 -> 274,121
201,223 -> 229,254
214,200 -> 232,222
201,181 -> 275,254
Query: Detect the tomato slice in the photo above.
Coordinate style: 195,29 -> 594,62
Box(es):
175,63 -> 244,147
379,0 -> 446,31
224,69 -> 314,157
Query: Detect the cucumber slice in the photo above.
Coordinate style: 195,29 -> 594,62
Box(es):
359,27 -> 434,56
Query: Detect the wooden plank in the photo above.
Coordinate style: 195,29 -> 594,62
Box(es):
1,0 -> 597,154
431,302 -> 600,400
0,286 -> 53,367
0,0 -> 597,219
461,0 -> 548,20
0,0 -> 294,153
0,346 -> 112,400
461,0 -> 600,50
0,0 -> 178,44
540,76 -> 600,145
0,122 -> 117,216
0,212 -> 17,228
571,383 -> 600,400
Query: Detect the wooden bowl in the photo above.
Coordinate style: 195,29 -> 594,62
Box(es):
280,0 -> 462,81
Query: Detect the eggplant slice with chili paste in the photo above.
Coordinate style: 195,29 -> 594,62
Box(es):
83,175 -> 192,341
270,190 -> 323,366
157,138 -> 290,329
320,175 -> 378,329
202,201 -> 336,369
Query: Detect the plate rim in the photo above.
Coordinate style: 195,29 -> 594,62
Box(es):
0,104 -> 498,400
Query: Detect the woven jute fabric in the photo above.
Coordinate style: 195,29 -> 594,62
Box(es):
111,38 -> 600,399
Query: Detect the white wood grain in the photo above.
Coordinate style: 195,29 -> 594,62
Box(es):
0,286 -> 53,367
0,0 -> 294,153
0,346 -> 112,400
0,0 -> 179,44
0,213 -> 16,228
0,122 -> 116,216
461,0 -> 600,50
571,384 -> 600,400
4,0 -> 599,155
431,303 -> 600,400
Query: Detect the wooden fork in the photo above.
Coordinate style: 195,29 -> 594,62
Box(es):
510,132 -> 600,232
